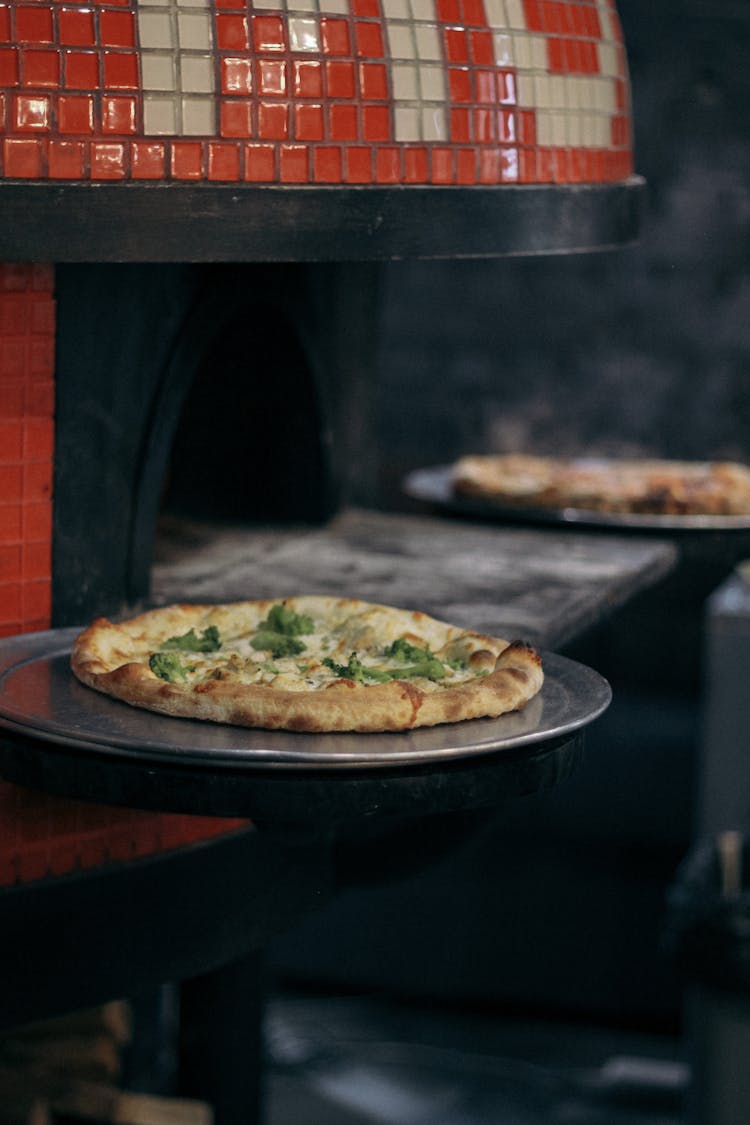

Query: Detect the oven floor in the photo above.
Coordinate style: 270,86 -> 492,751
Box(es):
264,988 -> 687,1125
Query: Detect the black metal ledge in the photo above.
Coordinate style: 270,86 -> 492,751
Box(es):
0,176 -> 645,262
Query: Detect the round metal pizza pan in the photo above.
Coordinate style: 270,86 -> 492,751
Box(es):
404,465 -> 750,532
0,628 -> 609,770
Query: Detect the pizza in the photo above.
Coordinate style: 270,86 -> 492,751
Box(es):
451,453 -> 750,517
71,596 -> 544,733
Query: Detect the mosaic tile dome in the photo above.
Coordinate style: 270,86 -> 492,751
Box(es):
0,0 -> 632,184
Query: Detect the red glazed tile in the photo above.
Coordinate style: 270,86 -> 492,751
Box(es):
15,6 -> 54,45
0,505 -> 22,540
244,142 -> 275,182
461,0 -> 486,26
563,36 -> 579,73
320,19 -> 350,57
0,48 -> 18,86
0,345 -> 23,381
474,69 -> 495,103
23,419 -> 53,459
356,12 -> 383,52
131,140 -> 166,179
58,93 -> 94,132
102,51 -> 138,89
29,338 -> 54,378
374,144 -> 400,182
13,93 -> 50,131
498,107 -> 515,142
257,100 -> 288,139
359,61 -> 386,100
257,57 -> 286,95
171,140 -> 204,179
312,144 -> 342,182
23,462 -> 52,504
24,501 -> 51,540
0,295 -> 26,333
58,7 -> 96,47
0,421 -> 22,460
25,379 -> 53,415
0,6 -> 10,43
99,9 -> 134,48
552,144 -> 569,182
546,35 -> 563,72
2,137 -> 41,176
361,103 -> 388,141
541,0 -> 562,32
499,144 -> 519,181
522,0 -> 543,31
444,29 -> 467,64
473,106 -> 494,143
245,142 -> 275,180
22,540 -> 50,579
293,59 -> 322,97
430,146 -> 453,183
0,584 -> 21,620
101,95 -> 136,134
328,101 -> 357,140
294,102 -> 323,140
220,99 -> 252,137
279,142 -> 308,182
352,0 -> 379,15
47,136 -> 83,175
518,107 -> 535,145
64,51 -> 99,89
22,580 -> 50,620
0,465 -> 22,499
326,59 -> 355,98
216,14 -> 249,51
252,15 -> 286,52
450,106 -> 470,142
208,141 -> 240,180
344,144 -> 371,182
469,29 -> 493,65
90,140 -> 126,178
20,49 -> 59,87
29,265 -> 53,293
0,545 -> 21,581
222,56 -> 253,95
403,145 -> 427,182
448,67 -> 471,103
436,0 -> 460,21
30,295 -> 53,335
497,69 -> 516,104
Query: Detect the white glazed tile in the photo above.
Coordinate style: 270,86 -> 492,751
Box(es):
393,104 -> 420,141
493,33 -> 514,67
535,109 -> 551,145
504,0 -> 526,30
418,62 -> 445,100
386,22 -> 417,60
143,93 -> 178,134
421,104 -> 446,141
138,11 -> 176,49
383,0 -> 410,18
177,10 -> 213,48
483,0 -> 507,29
516,72 -> 534,106
391,61 -> 418,98
409,0 -> 436,20
288,16 -> 319,50
530,33 -> 547,70
415,24 -> 441,61
181,95 -> 214,134
180,53 -> 213,92
141,51 -> 176,90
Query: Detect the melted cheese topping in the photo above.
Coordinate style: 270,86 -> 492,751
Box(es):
138,604 -> 492,693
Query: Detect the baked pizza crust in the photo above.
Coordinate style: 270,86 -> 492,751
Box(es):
71,596 -> 544,733
452,453 -> 750,516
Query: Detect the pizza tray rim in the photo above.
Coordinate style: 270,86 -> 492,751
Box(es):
0,627 -> 611,772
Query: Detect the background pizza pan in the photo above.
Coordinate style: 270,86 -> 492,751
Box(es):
0,628 -> 609,770
404,464 -> 750,532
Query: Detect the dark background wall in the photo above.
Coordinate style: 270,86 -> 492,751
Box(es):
367,0 -> 750,509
